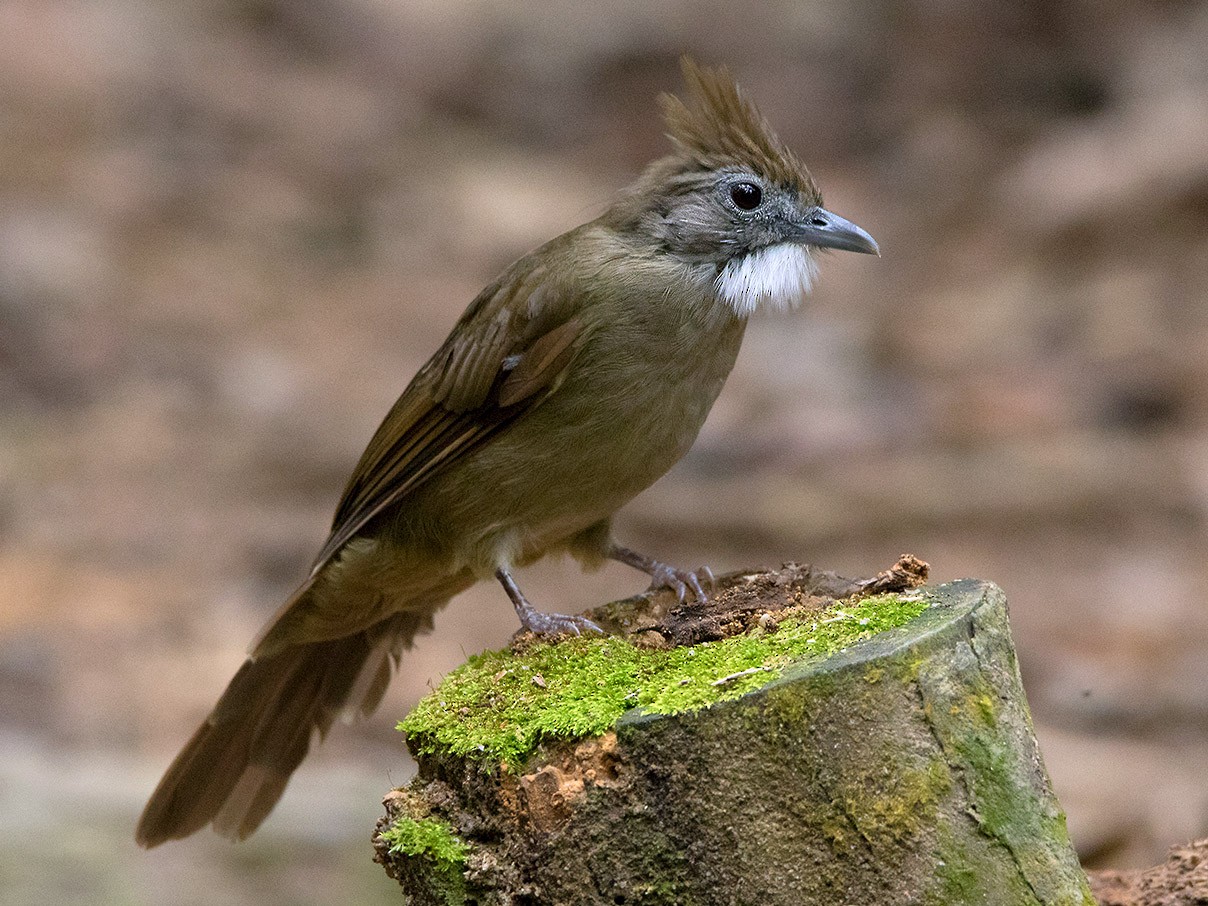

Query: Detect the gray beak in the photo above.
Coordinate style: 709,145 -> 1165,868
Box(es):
792,207 -> 880,256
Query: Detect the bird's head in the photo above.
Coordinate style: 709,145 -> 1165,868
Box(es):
612,58 -> 878,316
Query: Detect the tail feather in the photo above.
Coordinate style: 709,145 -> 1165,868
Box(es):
136,610 -> 431,847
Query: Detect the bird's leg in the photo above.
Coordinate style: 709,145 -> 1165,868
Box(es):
609,544 -> 714,604
495,567 -> 603,637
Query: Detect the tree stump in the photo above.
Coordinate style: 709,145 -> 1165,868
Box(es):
373,566 -> 1093,906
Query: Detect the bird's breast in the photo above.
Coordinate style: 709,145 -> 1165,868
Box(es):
393,273 -> 747,574
480,292 -> 746,529
384,248 -> 744,575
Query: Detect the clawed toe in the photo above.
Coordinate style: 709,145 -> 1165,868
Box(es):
610,545 -> 715,605
496,566 -> 603,638
648,564 -> 713,604
520,610 -> 603,638
648,573 -> 687,603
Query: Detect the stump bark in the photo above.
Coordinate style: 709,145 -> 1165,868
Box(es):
373,572 -> 1093,906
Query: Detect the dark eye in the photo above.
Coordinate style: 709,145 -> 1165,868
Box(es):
729,182 -> 762,211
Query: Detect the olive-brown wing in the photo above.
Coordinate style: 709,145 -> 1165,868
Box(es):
311,262 -> 584,576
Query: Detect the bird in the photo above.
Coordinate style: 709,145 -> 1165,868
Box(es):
136,57 -> 879,847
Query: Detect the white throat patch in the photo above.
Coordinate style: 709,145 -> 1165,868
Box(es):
715,244 -> 818,317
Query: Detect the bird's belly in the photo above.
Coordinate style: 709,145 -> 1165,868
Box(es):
392,311 -> 746,575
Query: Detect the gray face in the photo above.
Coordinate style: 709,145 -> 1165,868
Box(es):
646,168 -> 876,266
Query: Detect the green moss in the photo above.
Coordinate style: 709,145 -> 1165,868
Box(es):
627,878 -> 697,905
921,625 -> 1096,905
401,592 -> 928,768
931,824 -> 991,905
840,756 -> 952,845
380,817 -> 471,906
380,816 -> 469,865
943,676 -> 1052,856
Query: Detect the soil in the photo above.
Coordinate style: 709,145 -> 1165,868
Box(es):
578,554 -> 929,648
1088,839 -> 1208,906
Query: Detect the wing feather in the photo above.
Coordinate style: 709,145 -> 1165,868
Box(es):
308,258 -> 586,576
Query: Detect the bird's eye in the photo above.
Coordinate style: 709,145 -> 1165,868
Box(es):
729,182 -> 762,211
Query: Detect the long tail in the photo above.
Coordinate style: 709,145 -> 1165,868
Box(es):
135,609 -> 432,847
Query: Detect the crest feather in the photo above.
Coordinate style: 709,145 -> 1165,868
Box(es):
660,57 -> 819,199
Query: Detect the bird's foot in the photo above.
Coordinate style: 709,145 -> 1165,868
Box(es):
516,605 -> 603,637
496,567 -> 602,637
610,544 -> 714,604
645,562 -> 714,603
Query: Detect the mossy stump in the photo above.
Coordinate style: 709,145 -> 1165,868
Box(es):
373,570 -> 1092,905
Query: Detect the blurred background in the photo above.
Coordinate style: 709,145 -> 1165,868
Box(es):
3,1 -> 1207,902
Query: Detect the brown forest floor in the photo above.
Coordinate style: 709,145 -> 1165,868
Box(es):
3,3 -> 1208,904
1089,839 -> 1208,906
